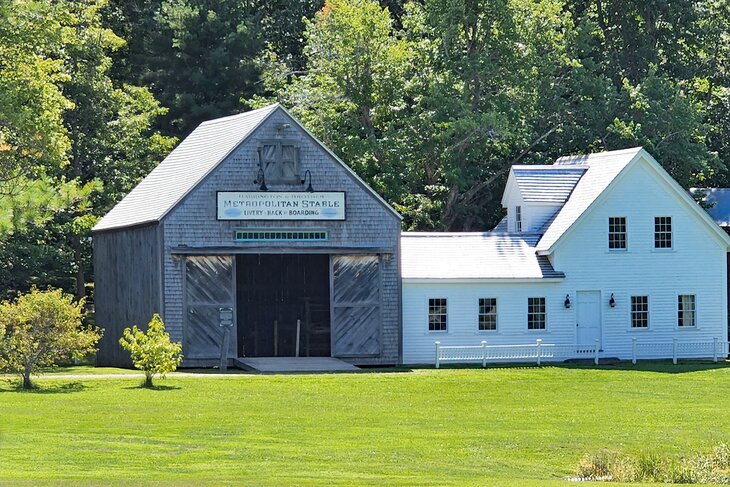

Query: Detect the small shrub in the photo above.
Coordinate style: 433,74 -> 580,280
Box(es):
576,450 -> 620,480
610,454 -> 638,483
575,445 -> 730,484
119,314 -> 183,388
634,451 -> 666,482
0,288 -> 102,389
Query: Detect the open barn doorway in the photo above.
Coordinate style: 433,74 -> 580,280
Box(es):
236,254 -> 331,358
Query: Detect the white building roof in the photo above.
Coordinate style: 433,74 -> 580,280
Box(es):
401,232 -> 564,280
94,103 -> 400,232
512,166 -> 586,203
534,147 -> 644,253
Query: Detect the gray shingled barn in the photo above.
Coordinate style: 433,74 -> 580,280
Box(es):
93,104 -> 402,368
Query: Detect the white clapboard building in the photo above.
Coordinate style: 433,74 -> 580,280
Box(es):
402,147 -> 730,364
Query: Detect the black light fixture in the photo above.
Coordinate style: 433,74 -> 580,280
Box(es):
301,169 -> 314,193
254,167 -> 268,191
564,294 -> 571,309
609,293 -> 616,308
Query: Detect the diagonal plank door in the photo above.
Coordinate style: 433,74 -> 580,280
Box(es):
331,255 -> 381,357
184,255 -> 236,359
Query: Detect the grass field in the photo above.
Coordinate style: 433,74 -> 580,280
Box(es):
1,362 -> 729,486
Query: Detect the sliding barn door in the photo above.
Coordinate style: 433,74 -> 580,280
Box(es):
184,255 -> 236,359
331,255 -> 381,357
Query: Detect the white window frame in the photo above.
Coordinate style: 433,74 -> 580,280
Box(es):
677,294 -> 697,328
629,295 -> 650,330
428,298 -> 448,332
527,297 -> 547,331
478,297 -> 498,332
608,216 -> 628,251
654,216 -> 673,250
515,206 -> 522,232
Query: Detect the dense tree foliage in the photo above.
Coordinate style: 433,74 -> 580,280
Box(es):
1,0 -> 730,295
0,0 -> 172,300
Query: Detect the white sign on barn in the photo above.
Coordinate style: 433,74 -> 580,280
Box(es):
217,191 -> 346,221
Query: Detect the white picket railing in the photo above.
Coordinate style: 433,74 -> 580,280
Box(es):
631,337 -> 730,365
434,339 -> 599,368
434,338 -> 729,368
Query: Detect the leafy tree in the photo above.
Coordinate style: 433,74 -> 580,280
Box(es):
0,0 -> 174,300
0,1 -> 73,221
0,288 -> 102,389
58,0 -> 176,298
119,314 -> 183,388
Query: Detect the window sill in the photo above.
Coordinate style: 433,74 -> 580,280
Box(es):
676,326 -> 698,331
475,330 -> 499,335
627,327 -> 650,332
425,331 -> 448,335
606,249 -> 630,254
651,249 -> 675,253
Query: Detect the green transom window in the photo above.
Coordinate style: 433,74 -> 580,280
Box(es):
234,229 -> 328,242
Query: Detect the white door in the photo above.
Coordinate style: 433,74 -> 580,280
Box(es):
576,291 -> 601,347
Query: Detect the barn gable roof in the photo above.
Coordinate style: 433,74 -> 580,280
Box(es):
93,103 -> 400,232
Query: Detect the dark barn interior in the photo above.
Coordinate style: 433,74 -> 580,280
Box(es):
236,254 -> 331,357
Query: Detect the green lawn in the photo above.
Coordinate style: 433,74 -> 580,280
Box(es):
1,362 -> 729,486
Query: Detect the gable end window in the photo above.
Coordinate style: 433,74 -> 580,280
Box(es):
608,217 -> 627,250
258,141 -> 300,183
479,298 -> 497,331
631,296 -> 649,328
428,298 -> 447,332
527,297 -> 546,330
515,206 -> 522,232
678,295 -> 696,327
654,216 -> 672,249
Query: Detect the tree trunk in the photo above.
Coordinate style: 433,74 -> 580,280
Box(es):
143,373 -> 154,388
22,372 -> 33,389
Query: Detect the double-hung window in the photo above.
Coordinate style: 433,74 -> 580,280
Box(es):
479,298 -> 497,331
631,296 -> 649,328
515,206 -> 522,232
678,295 -> 696,327
608,217 -> 627,250
527,297 -> 546,330
654,216 -> 672,249
428,298 -> 448,332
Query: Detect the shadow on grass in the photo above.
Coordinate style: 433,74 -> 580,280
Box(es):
0,380 -> 86,394
354,366 -> 414,374
418,359 -> 730,374
559,359 -> 730,374
123,383 -> 181,391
